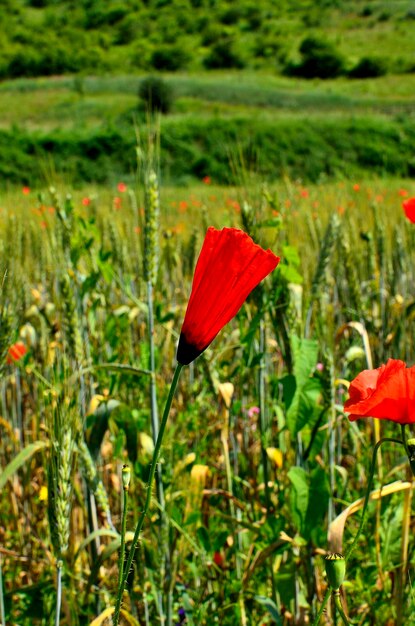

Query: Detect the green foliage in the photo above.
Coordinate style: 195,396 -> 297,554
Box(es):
285,35 -> 345,79
0,0 -> 412,78
203,38 -> 246,69
349,56 -> 388,78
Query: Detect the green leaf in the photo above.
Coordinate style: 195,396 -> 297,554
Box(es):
254,596 -> 283,625
0,441 -> 47,490
196,526 -> 211,552
295,378 -> 323,434
288,466 -> 309,535
304,466 -> 330,542
285,334 -> 319,435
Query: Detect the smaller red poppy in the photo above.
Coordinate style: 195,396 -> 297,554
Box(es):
202,176 -> 211,185
117,182 -> 127,193
344,359 -> 415,424
352,184 -> 360,192
22,186 -> 30,195
82,197 -> 91,206
7,342 -> 27,364
403,197 -> 415,223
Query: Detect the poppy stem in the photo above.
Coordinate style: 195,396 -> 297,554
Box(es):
401,424 -> 409,457
113,363 -> 183,626
345,436 -> 403,561
333,591 -> 350,625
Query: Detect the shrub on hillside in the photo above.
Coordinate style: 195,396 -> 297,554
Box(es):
349,56 -> 387,78
150,45 -> 190,71
203,38 -> 245,69
284,36 -> 345,79
138,76 -> 174,114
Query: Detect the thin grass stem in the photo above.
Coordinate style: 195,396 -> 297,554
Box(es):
115,471 -> 129,623
55,561 -> 62,626
0,554 -> 5,626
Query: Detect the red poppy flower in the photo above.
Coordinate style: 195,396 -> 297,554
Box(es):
117,182 -> 127,193
7,342 -> 27,364
344,359 -> 415,424
403,197 -> 415,223
176,227 -> 280,365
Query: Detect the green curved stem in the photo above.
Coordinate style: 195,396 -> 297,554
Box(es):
333,592 -> 350,625
312,586 -> 331,626
345,436 -> 403,561
113,363 -> 183,626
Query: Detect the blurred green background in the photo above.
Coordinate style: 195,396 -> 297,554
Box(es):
0,0 -> 414,187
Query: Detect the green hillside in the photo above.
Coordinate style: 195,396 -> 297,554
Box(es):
0,0 -> 414,186
1,0 -> 414,79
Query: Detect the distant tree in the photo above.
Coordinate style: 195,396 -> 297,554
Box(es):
138,76 -> 174,114
203,38 -> 245,69
349,56 -> 387,78
285,36 -> 345,79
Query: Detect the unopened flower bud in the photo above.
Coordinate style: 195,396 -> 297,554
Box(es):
324,553 -> 346,590
122,464 -> 131,490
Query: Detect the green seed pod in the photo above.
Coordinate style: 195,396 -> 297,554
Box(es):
407,438 -> 415,476
325,553 -> 346,590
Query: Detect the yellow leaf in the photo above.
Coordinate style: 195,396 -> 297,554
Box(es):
218,382 -> 234,408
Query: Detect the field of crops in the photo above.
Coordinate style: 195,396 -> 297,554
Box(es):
1,1 -> 415,625
1,173 -> 415,625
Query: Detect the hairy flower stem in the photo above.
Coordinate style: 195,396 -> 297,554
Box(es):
147,280 -> 171,626
333,591 -> 350,626
345,436 -> 403,561
114,476 -> 129,624
113,364 -> 183,626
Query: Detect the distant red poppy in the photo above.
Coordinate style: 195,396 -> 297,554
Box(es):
176,227 -> 280,365
7,342 -> 27,364
117,182 -> 127,193
352,184 -> 360,192
22,186 -> 30,195
344,359 -> 415,424
403,197 -> 415,223
82,197 -> 91,206
202,176 -> 211,185
399,189 -> 408,198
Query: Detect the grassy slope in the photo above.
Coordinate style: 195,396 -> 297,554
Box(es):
0,0 -> 414,186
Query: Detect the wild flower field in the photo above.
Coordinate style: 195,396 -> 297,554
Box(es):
2,176 -> 415,626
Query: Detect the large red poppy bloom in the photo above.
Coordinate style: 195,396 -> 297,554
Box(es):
176,227 -> 280,365
403,197 -> 415,223
344,359 -> 415,424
